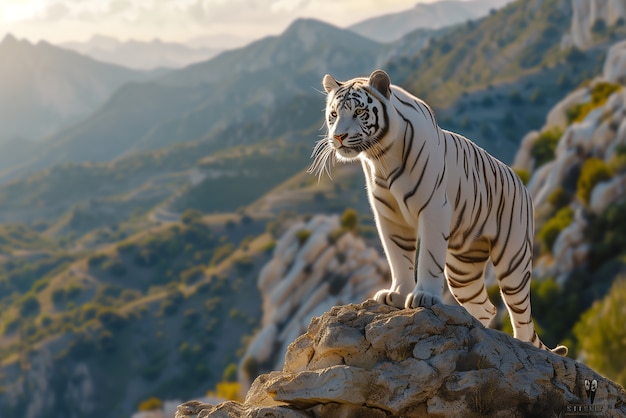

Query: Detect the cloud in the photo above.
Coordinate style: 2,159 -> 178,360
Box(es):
0,0 -> 419,43
4,0 -> 334,25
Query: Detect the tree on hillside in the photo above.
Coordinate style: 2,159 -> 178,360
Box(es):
181,208 -> 203,225
340,208 -> 359,232
574,277 -> 626,387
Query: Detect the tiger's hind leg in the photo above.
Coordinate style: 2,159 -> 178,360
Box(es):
492,235 -> 568,356
445,240 -> 496,327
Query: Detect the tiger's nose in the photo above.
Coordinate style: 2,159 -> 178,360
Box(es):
333,133 -> 348,144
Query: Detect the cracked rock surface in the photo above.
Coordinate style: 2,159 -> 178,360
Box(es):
177,301 -> 626,418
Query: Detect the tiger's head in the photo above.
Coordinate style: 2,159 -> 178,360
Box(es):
309,69 -> 392,178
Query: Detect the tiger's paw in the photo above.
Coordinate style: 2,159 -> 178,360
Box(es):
373,289 -> 405,309
405,291 -> 442,309
551,345 -> 568,357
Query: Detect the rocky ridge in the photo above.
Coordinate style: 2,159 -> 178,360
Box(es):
238,215 -> 389,391
177,301 -> 626,418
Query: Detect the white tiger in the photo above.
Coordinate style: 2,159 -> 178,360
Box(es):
309,69 -> 567,355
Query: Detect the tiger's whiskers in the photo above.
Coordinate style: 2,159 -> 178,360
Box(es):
307,138 -> 336,181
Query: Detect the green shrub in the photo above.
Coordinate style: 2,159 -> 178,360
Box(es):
588,200 -> 626,268
160,290 -> 184,316
79,303 -> 99,323
530,127 -> 563,168
180,265 -> 204,284
19,293 -> 40,316
242,356 -> 260,381
538,207 -> 574,252
223,363 -> 238,382
576,158 -> 612,205
39,315 -> 52,327
210,243 -> 235,266
567,82 -> 622,123
87,253 -> 107,268
513,168 -> 530,185
547,187 -> 571,210
340,208 -> 359,232
138,397 -> 163,412
327,228 -> 347,244
234,256 -> 254,273
609,145 -> 626,173
116,241 -> 137,255
96,308 -> 127,331
207,382 -> 242,402
261,240 -> 276,254
101,258 -> 127,277
181,209 -> 203,225
574,277 -> 626,387
51,288 -> 66,306
31,278 -> 50,293
3,317 -> 19,335
182,308 -> 199,330
296,229 -> 312,247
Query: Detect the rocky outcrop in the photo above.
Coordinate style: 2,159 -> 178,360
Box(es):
562,0 -> 626,49
604,40 -> 626,84
514,39 -> 626,281
238,215 -> 389,391
177,301 -> 626,418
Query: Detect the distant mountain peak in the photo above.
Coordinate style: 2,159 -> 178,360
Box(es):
0,33 -> 27,48
349,0 -> 513,42
284,17 -> 340,36
281,16 -> 378,49
1,33 -> 18,44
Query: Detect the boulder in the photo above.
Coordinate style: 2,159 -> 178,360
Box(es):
177,301 -> 626,418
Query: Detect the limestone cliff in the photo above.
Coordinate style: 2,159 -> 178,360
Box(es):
176,301 -> 626,418
562,0 -> 626,49
514,39 -> 626,281
238,215 -> 389,390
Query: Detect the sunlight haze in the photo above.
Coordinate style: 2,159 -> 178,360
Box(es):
0,0 -> 440,44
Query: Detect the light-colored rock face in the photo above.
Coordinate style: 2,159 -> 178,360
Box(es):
604,40 -> 626,83
514,39 -> 626,280
239,215 -> 389,390
177,301 -> 626,418
565,0 -> 626,49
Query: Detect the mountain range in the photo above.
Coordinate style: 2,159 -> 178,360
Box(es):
0,0 -> 514,168
349,0 -> 513,42
0,1 -> 575,182
0,34 -> 153,144
0,19 -> 386,181
61,35 -> 222,70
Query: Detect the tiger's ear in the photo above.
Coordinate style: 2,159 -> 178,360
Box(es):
322,74 -> 341,94
368,70 -> 391,99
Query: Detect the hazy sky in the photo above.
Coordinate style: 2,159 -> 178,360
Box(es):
0,0 -> 440,45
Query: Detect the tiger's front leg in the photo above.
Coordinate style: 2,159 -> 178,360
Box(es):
372,214 -> 418,309
406,198 -> 451,309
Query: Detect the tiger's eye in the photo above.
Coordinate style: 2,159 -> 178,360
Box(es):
355,108 -> 365,116
330,110 -> 337,118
